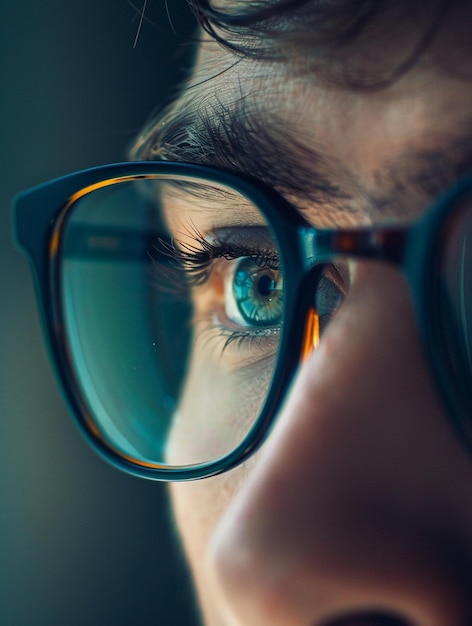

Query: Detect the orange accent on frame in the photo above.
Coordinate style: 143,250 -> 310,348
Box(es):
301,308 -> 320,362
48,175 -> 157,262
66,174 -> 157,207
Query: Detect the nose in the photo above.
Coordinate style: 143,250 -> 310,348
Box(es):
207,262 -> 472,626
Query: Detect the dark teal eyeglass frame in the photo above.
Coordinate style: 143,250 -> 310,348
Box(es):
12,161 -> 472,481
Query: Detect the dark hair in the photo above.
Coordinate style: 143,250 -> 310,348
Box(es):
188,0 -> 454,88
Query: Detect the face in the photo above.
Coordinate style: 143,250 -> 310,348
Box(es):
154,5 -> 472,625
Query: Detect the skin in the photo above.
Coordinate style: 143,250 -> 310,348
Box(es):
150,4 -> 472,625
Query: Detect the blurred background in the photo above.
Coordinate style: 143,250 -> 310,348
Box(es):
0,1 -> 199,624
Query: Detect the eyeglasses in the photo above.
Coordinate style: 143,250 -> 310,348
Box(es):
13,161 -> 472,480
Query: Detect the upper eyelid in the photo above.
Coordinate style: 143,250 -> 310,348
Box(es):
169,234 -> 279,265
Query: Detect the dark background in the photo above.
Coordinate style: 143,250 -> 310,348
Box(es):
0,2 -> 199,624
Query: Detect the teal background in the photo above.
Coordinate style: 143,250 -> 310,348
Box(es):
0,1 -> 198,624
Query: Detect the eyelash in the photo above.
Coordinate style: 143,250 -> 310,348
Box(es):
158,229 -> 281,288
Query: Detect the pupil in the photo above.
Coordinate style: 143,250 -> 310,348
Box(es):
258,274 -> 274,297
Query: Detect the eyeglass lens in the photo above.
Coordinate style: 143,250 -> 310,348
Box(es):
61,177 -> 287,468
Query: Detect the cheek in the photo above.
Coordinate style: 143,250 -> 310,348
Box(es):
166,335 -> 266,614
170,471 -> 243,563
166,334 -> 275,466
169,475 -> 233,625
169,456 -> 254,621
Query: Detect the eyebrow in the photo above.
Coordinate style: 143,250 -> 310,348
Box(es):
131,90 -> 366,223
131,83 -> 472,225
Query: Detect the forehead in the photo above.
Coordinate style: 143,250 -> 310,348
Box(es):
132,7 -> 472,227
191,0 -> 472,123
190,30 -> 472,211
192,16 -> 472,127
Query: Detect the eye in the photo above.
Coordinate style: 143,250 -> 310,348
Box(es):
316,263 -> 347,333
223,256 -> 284,328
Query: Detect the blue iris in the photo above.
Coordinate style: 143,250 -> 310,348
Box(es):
233,257 -> 283,327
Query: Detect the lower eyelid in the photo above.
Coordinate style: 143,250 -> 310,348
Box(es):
215,328 -> 281,368
191,309 -> 280,368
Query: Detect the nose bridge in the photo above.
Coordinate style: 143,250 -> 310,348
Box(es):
207,261 -> 472,626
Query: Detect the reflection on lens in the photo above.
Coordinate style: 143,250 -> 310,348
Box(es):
439,192 -> 472,409
60,176 -> 284,469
